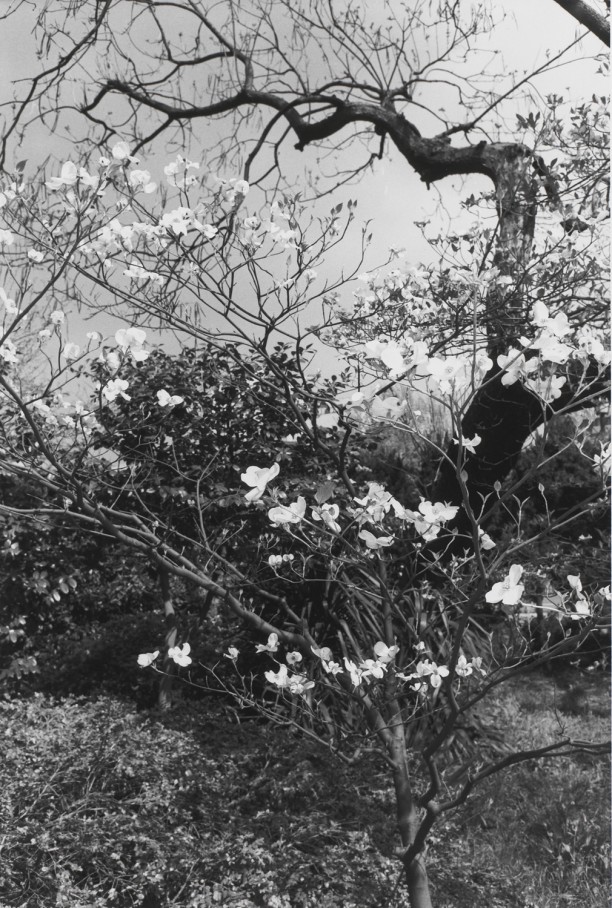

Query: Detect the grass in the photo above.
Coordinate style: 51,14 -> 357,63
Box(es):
0,668 -> 609,908
431,670 -> 611,908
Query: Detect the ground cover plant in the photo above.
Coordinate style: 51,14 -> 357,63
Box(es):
0,2 -> 609,906
0,673 -> 608,908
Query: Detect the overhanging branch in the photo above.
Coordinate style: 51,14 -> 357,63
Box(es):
551,0 -> 610,45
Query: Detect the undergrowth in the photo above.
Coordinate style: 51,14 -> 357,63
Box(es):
0,672 -> 609,908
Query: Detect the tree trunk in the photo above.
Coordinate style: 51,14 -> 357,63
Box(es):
431,360 -> 610,548
428,141 -> 609,532
158,567 -> 178,710
390,724 -> 434,908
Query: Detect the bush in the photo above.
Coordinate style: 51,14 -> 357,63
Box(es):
0,697 -> 210,907
0,679 -> 608,908
0,696 -> 399,908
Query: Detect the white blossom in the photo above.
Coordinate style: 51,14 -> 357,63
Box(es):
157,389 -> 184,408
256,633 -> 279,654
485,564 -> 524,605
102,378 -> 131,403
115,327 -> 149,362
63,342 -> 80,361
268,497 -> 307,525
497,349 -> 538,386
373,641 -> 400,663
454,434 -> 481,455
358,529 -> 395,549
168,642 -> 192,667
128,169 -> 156,193
531,301 -> 571,337
112,141 -> 137,162
311,503 -> 341,533
137,651 -> 159,667
478,529 -> 496,550
241,463 -> 280,502
0,288 -> 18,315
46,161 -> 79,190
0,340 -> 18,363
593,442 -> 611,480
525,374 -> 566,403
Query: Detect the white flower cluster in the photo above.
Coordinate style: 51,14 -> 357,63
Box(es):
137,642 -> 192,668
248,636 -> 487,698
240,466 -> 469,551
485,565 -> 594,619
351,482 -> 460,546
268,553 -> 295,568
239,199 -> 299,251
164,155 -> 200,190
356,293 -> 608,408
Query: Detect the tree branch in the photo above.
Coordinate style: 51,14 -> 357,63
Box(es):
551,0 -> 610,45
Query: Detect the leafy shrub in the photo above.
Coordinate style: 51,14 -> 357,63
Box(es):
0,675 -> 608,908
0,696 -> 400,908
1,697 -> 206,906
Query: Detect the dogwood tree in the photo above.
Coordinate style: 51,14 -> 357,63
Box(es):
0,2 -> 609,905
0,135 -> 608,906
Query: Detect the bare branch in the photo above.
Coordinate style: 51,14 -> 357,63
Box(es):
551,0 -> 610,44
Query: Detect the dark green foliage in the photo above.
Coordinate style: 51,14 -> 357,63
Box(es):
87,342 -> 343,587
91,341 -> 324,487
0,486 -> 163,694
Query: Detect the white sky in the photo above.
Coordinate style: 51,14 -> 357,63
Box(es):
0,0 -> 606,359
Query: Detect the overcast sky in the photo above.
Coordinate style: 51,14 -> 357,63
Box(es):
0,0 -> 603,256
0,0 -> 605,358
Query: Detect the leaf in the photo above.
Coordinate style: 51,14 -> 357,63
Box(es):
315,481 -> 335,505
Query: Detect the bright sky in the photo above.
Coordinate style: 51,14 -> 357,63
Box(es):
0,0 -> 606,361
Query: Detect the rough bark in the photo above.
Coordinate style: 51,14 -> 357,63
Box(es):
551,0 -> 610,44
